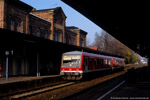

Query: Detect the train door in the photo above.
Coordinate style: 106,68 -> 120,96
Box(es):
83,56 -> 88,71
99,58 -> 104,68
94,58 -> 97,70
88,58 -> 92,70
112,58 -> 114,70
86,57 -> 88,71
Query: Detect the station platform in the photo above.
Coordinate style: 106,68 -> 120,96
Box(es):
0,75 -> 61,84
0,75 -> 62,94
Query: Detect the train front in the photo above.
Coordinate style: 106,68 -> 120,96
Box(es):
60,52 -> 83,80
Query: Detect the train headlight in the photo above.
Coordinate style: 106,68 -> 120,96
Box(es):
76,69 -> 79,72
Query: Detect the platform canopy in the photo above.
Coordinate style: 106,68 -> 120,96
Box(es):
61,0 -> 150,57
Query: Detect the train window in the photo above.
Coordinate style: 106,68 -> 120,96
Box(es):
97,59 -> 100,66
116,60 -> 118,65
89,58 -> 92,66
99,59 -> 101,65
114,60 -> 117,65
108,60 -> 111,65
62,55 -> 81,68
107,60 -> 109,65
94,59 -> 97,66
104,59 -> 107,65
83,56 -> 88,66
100,59 -> 103,65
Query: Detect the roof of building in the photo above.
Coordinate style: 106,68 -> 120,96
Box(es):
88,46 -> 98,51
65,27 -> 77,34
29,13 -> 51,23
66,26 -> 79,29
0,28 -> 123,58
31,7 -> 67,18
31,7 -> 60,12
6,0 -> 33,11
66,26 -> 88,35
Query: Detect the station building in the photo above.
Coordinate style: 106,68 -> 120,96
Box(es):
0,0 -> 87,77
0,0 -> 87,47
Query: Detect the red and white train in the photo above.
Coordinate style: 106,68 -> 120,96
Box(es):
60,51 -> 124,80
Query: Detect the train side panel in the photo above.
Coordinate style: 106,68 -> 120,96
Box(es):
112,57 -> 124,71
82,53 -> 112,73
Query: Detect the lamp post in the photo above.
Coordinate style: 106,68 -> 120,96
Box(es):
5,50 -> 13,80
5,51 -> 9,80
37,51 -> 40,77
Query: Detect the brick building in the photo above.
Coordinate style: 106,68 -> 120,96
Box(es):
0,0 -> 87,76
66,26 -> 87,47
0,0 -> 51,38
65,27 -> 77,45
0,0 -> 33,33
0,0 -> 87,47
31,7 -> 66,42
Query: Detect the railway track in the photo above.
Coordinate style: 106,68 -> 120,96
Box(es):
21,71 -> 126,100
60,73 -> 125,100
59,65 -> 146,100
1,64 -> 145,100
10,82 -> 76,100
0,80 -> 72,100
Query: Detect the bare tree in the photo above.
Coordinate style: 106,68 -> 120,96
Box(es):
92,30 -> 139,64
86,38 -> 92,47
93,31 -> 113,53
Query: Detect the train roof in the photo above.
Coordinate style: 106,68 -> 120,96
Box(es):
63,51 -> 83,55
63,51 -> 124,60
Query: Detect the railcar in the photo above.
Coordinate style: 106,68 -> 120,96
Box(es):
60,51 -> 124,80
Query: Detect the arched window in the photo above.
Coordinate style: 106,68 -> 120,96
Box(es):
17,21 -> 21,32
10,19 -> 15,31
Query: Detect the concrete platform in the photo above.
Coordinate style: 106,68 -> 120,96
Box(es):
0,75 -> 62,94
0,75 -> 61,84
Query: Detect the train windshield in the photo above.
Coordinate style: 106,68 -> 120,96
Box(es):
62,55 -> 81,68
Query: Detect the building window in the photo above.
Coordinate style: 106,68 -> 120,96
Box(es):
54,33 -> 57,41
17,21 -> 21,32
36,29 -> 40,37
58,33 -> 61,42
80,39 -> 84,47
69,37 -> 71,44
29,25 -> 32,35
66,36 -> 69,44
10,19 -> 15,31
72,38 -> 75,45
54,32 -> 62,42
44,30 -> 48,39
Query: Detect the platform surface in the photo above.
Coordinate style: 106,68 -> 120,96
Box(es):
0,75 -> 60,85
